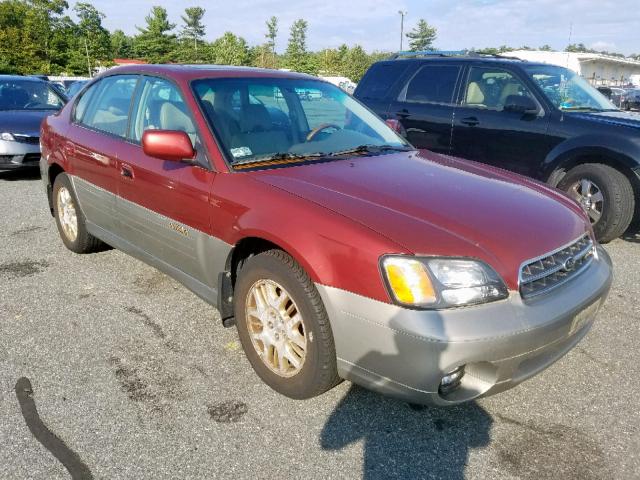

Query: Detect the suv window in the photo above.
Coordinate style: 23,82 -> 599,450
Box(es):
80,75 -> 138,137
356,63 -> 409,99
463,67 -> 534,111
130,77 -> 198,145
403,65 -> 460,104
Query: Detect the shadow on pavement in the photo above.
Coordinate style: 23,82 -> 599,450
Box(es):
320,385 -> 492,479
0,167 -> 41,181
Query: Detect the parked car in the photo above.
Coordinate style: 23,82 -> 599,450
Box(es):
609,87 -> 625,108
355,53 -> 640,242
0,75 -> 66,170
621,88 -> 640,110
41,65 -> 611,405
65,80 -> 89,98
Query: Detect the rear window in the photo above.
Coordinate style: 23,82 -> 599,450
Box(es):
355,63 -> 409,100
403,65 -> 460,104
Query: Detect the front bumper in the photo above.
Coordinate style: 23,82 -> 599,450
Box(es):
0,139 -> 41,170
317,246 -> 612,405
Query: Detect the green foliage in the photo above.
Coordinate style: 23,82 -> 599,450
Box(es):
111,29 -> 134,58
134,6 -> 176,63
285,19 -> 315,74
179,6 -> 205,62
406,19 -> 437,52
208,32 -> 250,65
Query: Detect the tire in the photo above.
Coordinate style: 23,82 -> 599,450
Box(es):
52,173 -> 103,253
557,163 -> 635,243
234,249 -> 341,399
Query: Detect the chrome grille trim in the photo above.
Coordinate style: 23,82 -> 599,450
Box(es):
519,234 -> 595,299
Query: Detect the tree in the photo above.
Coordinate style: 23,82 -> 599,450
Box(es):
208,32 -> 250,65
405,19 -> 437,52
539,44 -> 553,51
74,2 -> 111,71
23,0 -> 70,73
265,16 -> 278,54
180,6 -> 205,60
134,6 -> 176,63
285,19 -> 314,73
111,29 -> 134,58
343,45 -> 371,82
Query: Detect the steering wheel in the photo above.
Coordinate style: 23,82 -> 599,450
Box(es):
306,123 -> 341,142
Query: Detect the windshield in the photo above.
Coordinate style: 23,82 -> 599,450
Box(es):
523,65 -> 616,112
0,80 -> 65,111
192,78 -> 410,166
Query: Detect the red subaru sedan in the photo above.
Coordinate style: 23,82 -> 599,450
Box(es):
40,65 -> 612,405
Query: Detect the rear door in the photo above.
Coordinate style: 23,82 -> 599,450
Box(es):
387,62 -> 463,153
115,75 -> 218,287
65,75 -> 139,232
451,65 -> 551,176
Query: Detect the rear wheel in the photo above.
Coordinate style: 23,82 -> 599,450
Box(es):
557,163 -> 634,243
52,173 -> 103,253
234,249 -> 341,399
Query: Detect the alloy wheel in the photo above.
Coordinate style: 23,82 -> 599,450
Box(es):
245,279 -> 307,377
569,178 -> 604,224
56,186 -> 78,242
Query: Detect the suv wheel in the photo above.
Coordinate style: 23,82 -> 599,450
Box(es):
234,249 -> 341,399
52,173 -> 103,253
557,163 -> 634,243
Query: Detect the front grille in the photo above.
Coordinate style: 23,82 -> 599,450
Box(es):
13,135 -> 40,145
519,235 -> 595,299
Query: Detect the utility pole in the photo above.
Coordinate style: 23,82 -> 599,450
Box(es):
84,38 -> 92,78
398,10 -> 407,51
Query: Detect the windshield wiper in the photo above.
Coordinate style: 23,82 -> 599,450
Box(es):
232,152 -> 326,168
560,106 -> 606,112
329,144 -> 413,157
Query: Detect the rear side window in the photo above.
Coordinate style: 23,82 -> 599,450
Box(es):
402,65 -> 461,104
80,75 -> 138,137
73,81 -> 98,123
356,63 -> 409,100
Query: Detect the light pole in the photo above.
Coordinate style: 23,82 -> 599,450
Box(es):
398,10 -> 407,51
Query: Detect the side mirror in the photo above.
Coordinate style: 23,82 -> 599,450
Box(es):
503,95 -> 539,115
142,130 -> 195,162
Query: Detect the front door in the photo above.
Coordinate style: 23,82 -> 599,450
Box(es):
388,63 -> 462,154
451,66 -> 551,177
115,76 -> 219,288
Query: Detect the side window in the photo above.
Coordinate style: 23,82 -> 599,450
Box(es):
403,65 -> 460,104
73,81 -> 99,123
81,75 -> 138,137
356,63 -> 409,99
462,67 -> 534,111
130,77 -> 199,147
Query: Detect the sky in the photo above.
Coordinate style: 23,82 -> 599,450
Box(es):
84,0 -> 640,56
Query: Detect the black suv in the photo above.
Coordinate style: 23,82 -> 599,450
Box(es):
355,53 -> 640,242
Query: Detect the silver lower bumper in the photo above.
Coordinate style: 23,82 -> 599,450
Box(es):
317,247 -> 613,405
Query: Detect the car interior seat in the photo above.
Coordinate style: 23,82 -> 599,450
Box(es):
465,81 -> 486,108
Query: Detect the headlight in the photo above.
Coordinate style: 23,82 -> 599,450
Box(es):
1,132 -> 15,141
381,256 -> 508,308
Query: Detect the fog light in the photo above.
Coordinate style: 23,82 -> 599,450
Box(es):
439,365 -> 465,395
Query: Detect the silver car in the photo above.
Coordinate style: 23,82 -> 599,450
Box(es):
0,75 -> 65,171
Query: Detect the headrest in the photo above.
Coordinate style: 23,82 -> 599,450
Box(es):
240,104 -> 272,132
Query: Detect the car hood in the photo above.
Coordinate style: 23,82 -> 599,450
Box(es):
0,110 -> 53,136
251,150 -> 589,289
567,110 -> 640,129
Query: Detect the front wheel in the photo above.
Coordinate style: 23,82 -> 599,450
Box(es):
557,163 -> 635,243
234,249 -> 341,399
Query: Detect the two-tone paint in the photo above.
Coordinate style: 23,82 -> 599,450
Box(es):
41,65 -> 612,404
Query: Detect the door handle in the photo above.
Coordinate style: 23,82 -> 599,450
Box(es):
460,116 -> 479,127
120,164 -> 134,179
396,109 -> 410,118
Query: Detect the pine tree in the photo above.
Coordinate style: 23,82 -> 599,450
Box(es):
180,7 -> 206,61
406,19 -> 437,52
285,19 -> 314,73
134,6 -> 176,63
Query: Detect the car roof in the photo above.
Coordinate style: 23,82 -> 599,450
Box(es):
0,74 -> 46,83
379,55 -> 549,68
99,64 -> 320,82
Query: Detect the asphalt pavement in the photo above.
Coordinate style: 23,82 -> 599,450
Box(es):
1,168 -> 639,480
